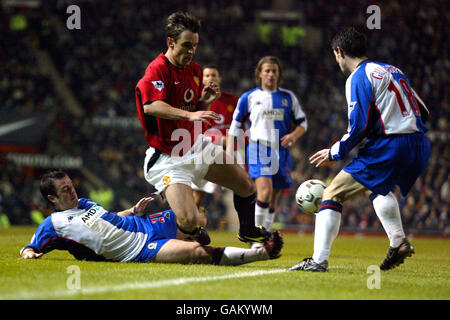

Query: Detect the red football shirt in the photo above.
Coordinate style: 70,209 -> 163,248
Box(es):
136,53 -> 204,155
209,91 -> 238,136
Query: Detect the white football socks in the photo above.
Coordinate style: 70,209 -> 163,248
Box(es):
312,209 -> 341,264
263,209 -> 275,231
219,246 -> 269,265
372,192 -> 405,248
255,201 -> 269,226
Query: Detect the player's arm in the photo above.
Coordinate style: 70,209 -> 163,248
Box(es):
327,72 -> 374,162
21,248 -> 43,259
20,217 -> 57,259
197,80 -> 221,110
116,196 -> 155,217
281,124 -> 306,148
411,87 -> 430,122
226,96 -> 247,157
281,93 -> 308,148
144,101 -> 219,126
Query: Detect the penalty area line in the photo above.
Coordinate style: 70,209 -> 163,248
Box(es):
1,268 -> 288,300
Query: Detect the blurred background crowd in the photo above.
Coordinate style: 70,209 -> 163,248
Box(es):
0,0 -> 448,236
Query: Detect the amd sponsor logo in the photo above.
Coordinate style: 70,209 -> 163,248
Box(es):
262,109 -> 284,120
81,205 -> 106,227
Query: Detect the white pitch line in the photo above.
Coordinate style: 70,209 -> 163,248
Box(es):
1,268 -> 288,300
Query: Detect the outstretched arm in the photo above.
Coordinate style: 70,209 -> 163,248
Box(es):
116,196 -> 155,217
21,247 -> 43,259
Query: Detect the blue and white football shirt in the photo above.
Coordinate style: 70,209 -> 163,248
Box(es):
20,198 -> 176,262
329,60 -> 429,161
228,87 -> 307,144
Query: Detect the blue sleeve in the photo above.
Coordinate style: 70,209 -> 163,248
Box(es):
330,68 -> 374,160
22,216 -> 58,254
228,91 -> 250,137
234,93 -> 249,123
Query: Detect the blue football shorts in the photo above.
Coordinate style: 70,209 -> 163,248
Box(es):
344,132 -> 430,196
133,209 -> 178,262
247,141 -> 293,189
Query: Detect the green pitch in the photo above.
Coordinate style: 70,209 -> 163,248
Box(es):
0,226 -> 448,300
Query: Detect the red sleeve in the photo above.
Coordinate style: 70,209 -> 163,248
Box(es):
139,64 -> 169,105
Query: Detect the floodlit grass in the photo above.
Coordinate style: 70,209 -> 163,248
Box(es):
0,226 -> 448,300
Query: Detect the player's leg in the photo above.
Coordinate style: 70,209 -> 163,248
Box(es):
203,150 -> 255,196
313,170 -> 366,264
143,147 -> 209,244
265,153 -> 292,231
165,183 -> 206,231
265,188 -> 282,231
254,177 -> 272,226
203,151 -> 270,243
164,183 -> 210,245
372,134 -> 430,270
192,180 -> 216,210
154,234 -> 283,265
193,190 -> 207,209
370,192 -> 415,270
291,170 -> 366,271
371,192 -> 405,248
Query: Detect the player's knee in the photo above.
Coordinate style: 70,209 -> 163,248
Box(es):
239,176 -> 256,197
322,187 -> 344,203
190,243 -> 210,263
257,186 -> 272,202
177,214 -> 199,232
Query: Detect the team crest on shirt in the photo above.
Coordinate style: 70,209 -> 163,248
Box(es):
162,176 -> 171,186
281,99 -> 288,107
193,76 -> 200,86
227,104 -> 234,113
152,80 -> 165,91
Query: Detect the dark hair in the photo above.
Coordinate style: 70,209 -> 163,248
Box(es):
166,11 -> 201,42
331,27 -> 367,58
254,56 -> 283,86
40,170 -> 68,206
203,65 -> 220,71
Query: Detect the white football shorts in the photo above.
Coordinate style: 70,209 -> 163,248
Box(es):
191,180 -> 217,194
144,134 -> 223,195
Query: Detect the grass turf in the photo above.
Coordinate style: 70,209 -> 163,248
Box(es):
0,226 -> 448,300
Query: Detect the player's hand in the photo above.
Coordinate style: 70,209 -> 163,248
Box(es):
281,134 -> 295,148
133,196 -> 155,216
188,110 -> 220,126
200,81 -> 221,106
309,149 -> 334,167
22,249 -> 43,259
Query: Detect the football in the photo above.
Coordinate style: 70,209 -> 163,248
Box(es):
295,179 -> 327,215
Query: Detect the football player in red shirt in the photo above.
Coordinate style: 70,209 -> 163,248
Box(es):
192,66 -> 238,208
135,12 -> 276,247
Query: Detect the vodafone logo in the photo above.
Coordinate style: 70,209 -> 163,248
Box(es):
184,89 -> 194,103
214,114 -> 225,124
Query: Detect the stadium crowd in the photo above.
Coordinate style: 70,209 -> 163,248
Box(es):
1,0 -> 448,235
